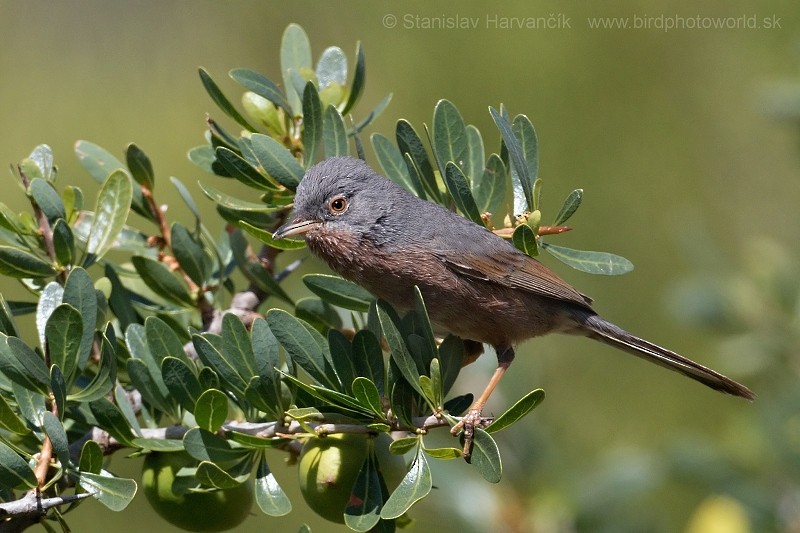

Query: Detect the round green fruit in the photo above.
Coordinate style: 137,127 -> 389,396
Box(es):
297,432 -> 407,524
142,451 -> 253,532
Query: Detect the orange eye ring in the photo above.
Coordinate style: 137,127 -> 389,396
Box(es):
328,195 -> 348,214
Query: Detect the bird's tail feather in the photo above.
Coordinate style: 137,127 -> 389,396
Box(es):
577,313 -> 755,400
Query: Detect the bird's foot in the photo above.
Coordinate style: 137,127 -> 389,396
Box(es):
451,407 -> 493,460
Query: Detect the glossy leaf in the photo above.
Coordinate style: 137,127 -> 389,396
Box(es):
352,330 -> 385,396
302,82 -> 323,168
191,334 -> 248,399
79,440 -> 103,475
396,120 -> 437,201
267,309 -> 337,390
229,68 -> 291,114
326,329 -> 355,392
371,133 -> 414,192
423,447 -> 462,460
41,411 -> 70,467
512,114 -> 539,207
215,146 -> 279,192
464,125 -> 485,182
469,428 -> 502,483
279,371 -> 372,416
553,189 -> 583,226
0,245 -> 54,279
68,334 -> 116,403
377,301 -> 425,399
432,99 -> 469,178
352,376 -> 383,416
45,303 -> 82,383
198,67 -> 257,132
196,461 -> 244,490
131,255 -> 194,306
146,315 -> 188,365
474,153 -> 507,217
512,223 -> 538,257
74,140 -> 125,183
26,144 -> 54,180
30,178 -> 65,223
303,274 -> 374,312
380,446 -> 432,519
125,143 -> 154,189
161,356 -> 201,412
443,162 -> 482,224
0,440 -> 38,489
171,222 -> 209,286
317,46 -> 347,88
490,106 -> 533,212
280,23 -> 312,115
12,381 -> 46,430
342,41 -> 365,115
49,365 -> 66,421
228,230 -> 295,305
255,454 -> 292,516
89,398 -> 135,447
344,453 -> 382,531
542,243 -> 634,275
62,267 -> 97,369
77,471 -> 137,511
249,134 -> 304,190
195,389 -> 229,432
485,388 -> 545,434
323,104 -> 349,158
85,169 -> 133,264
52,219 -> 75,266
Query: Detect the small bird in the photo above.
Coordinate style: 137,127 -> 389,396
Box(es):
274,156 -> 754,456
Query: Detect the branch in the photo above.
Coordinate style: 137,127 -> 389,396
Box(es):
0,491 -> 92,533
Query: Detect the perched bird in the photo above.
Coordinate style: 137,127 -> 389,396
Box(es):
274,156 -> 754,456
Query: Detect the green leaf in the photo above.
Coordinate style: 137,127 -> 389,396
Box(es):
396,120 -> 437,201
29,178 -> 65,223
229,68 -> 292,114
0,393 -> 29,435
302,82 -> 323,168
0,440 -> 38,489
89,398 -> 136,447
317,46 -> 347,88
79,440 -> 103,474
127,358 -> 174,414
303,274 -> 374,312
68,334 -> 115,402
432,99 -> 469,178
45,304 -> 82,383
50,364 -> 67,421
380,446 -> 432,519
469,428 -> 502,483
195,389 -> 229,432
352,330 -> 385,396
266,310 -> 337,390
353,93 -> 392,133
169,176 -> 202,224
146,315 -> 189,365
352,377 -> 383,417
26,144 -> 54,180
215,146 -> 279,192
553,189 -> 583,226
11,381 -> 46,431
74,140 -> 125,184
345,453 -> 382,531
327,329 -> 356,393
130,438 -> 184,452
125,143 -> 155,190
239,223 -> 305,255
161,356 -> 202,412
198,182 -> 287,213
485,389 -> 545,434
464,125 -> 485,182
0,245 -> 54,278
62,268 -> 97,369
437,336 -> 464,397
388,437 -> 418,456
171,222 -> 209,286
377,301 -> 425,399
196,460 -> 245,490
296,298 -> 342,331
423,447 -> 462,460
229,229 -> 295,304
512,114 -> 539,209
279,371 -> 373,416
198,67 -> 257,132
512,223 -> 538,257
255,454 -> 292,516
280,23 -> 312,115
191,334 -> 247,399
183,427 -> 249,463
85,169 -> 133,264
77,471 -> 137,511
342,41 -> 365,115
221,313 -> 258,381
131,255 -> 195,306
323,104 -> 349,158
371,133 -> 414,192
0,294 -> 20,337
249,134 -> 304,190
474,153 -> 507,217
443,162 -> 482,224
542,243 -> 634,275
41,411 -> 70,467
0,334 -> 49,393
489,106 -> 533,212
52,219 -> 75,266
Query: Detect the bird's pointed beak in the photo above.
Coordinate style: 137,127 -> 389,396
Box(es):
272,218 -> 322,240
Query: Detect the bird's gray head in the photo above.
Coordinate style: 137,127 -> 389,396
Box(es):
273,156 -> 408,243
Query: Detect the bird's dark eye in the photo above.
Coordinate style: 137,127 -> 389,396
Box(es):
327,195 -> 348,214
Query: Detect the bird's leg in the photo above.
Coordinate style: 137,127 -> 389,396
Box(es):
451,346 -> 515,459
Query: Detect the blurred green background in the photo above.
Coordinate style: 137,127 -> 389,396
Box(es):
1,0 -> 799,531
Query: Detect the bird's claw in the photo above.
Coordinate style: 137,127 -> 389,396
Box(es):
451,408 -> 492,459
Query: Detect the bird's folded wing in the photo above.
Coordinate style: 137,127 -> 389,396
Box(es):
435,251 -> 593,309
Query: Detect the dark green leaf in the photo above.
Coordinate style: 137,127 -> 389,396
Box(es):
380,446 -> 431,519
196,460 -> 245,490
251,317 -> 279,383
127,358 -> 174,414
62,268 -> 96,369
146,315 -> 188,365
464,125 -> 485,182
11,381 -> 45,431
0,335 -> 49,392
85,169 -> 133,264
302,82 -> 323,168
41,411 -> 70,467
68,334 -> 115,402
79,440 -> 103,474
388,437 -> 418,456
198,182 -> 288,213
229,68 -> 292,114
198,67 -> 257,131
125,143 -> 154,190
229,229 -> 296,303
542,243 -> 634,275
371,133 -> 414,192
377,301 -> 425,398
432,99 -> 469,178
553,189 -> 583,226
255,454 -> 292,516
280,23 -> 312,115
29,178 -> 65,223
352,330 -> 385,396
0,440 -> 37,489
74,140 -> 125,184
249,134 -> 304,190
45,304 -> 82,383
469,428 -> 502,483
161,356 -> 201,412
296,297 -> 342,331
0,393 -> 29,435
323,104 -> 349,158
512,223 -> 538,257
52,219 -> 75,266
131,438 -> 184,452
485,389 -> 545,434
183,427 -> 249,463
221,313 -> 258,381
423,447 -> 462,460
437,336 -> 464,397
171,222 -> 209,286
188,145 -> 218,175
77,471 -> 137,511
443,162 -> 482,224
303,274 -> 373,312
0,245 -> 54,279
474,153 -> 507,217
512,114 -> 539,209
353,93 -> 392,133
191,334 -> 247,398
396,120 -> 437,201
195,389 -> 229,432
131,255 -> 194,306
266,310 -> 337,390
342,41 -> 365,115
345,453 -> 382,531
352,377 -> 383,416
279,371 -> 373,416
89,398 -> 135,447
215,147 -> 279,191
327,329 -> 356,393
169,176 -> 202,224
489,106 -> 532,212
0,295 -> 20,337
49,365 -> 67,421
444,393 -> 474,417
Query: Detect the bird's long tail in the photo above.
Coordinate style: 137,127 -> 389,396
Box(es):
576,313 -> 755,400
